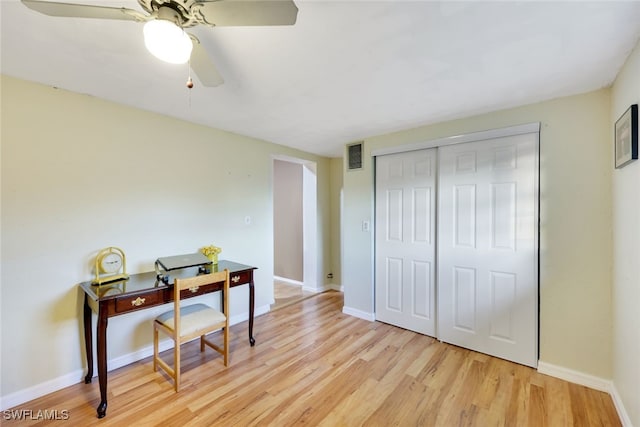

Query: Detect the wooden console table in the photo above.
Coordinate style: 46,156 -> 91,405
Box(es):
79,260 -> 257,418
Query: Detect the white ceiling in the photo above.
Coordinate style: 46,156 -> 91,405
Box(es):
2,0 -> 640,157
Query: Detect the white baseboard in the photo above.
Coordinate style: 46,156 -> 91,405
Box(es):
1,369 -> 85,411
537,361 -> 611,392
273,276 -> 303,286
0,304 -> 271,411
609,383 -> 633,427
326,283 -> 344,292
228,304 -> 271,325
302,285 -> 321,293
342,305 -> 375,322
0,338 -> 178,411
274,277 -> 344,294
302,283 -> 343,294
537,361 -> 632,426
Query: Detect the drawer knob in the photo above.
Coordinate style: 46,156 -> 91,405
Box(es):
131,297 -> 146,307
189,286 -> 199,293
231,275 -> 240,283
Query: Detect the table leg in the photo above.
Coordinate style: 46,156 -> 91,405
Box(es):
96,304 -> 108,418
249,279 -> 255,346
83,294 -> 93,384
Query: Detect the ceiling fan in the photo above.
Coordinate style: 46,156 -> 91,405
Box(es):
21,0 -> 299,87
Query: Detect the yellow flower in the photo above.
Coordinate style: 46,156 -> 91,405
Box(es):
201,245 -> 222,256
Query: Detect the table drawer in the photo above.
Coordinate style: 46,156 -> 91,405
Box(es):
230,270 -> 251,286
115,292 -> 160,313
179,285 -> 211,299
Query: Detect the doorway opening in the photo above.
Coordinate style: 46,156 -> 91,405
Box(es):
272,156 -> 319,310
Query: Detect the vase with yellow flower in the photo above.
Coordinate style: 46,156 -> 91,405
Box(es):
201,245 -> 222,266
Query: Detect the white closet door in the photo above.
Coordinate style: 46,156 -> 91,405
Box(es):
375,149 -> 436,336
437,133 -> 538,367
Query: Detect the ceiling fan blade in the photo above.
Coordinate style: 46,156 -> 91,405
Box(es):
196,0 -> 298,27
189,35 -> 224,87
21,0 -> 147,21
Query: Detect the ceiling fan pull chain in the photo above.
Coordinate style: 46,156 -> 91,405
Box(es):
187,59 -> 194,108
186,58 -> 194,90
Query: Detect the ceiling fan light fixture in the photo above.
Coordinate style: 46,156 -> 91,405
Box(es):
143,19 -> 192,64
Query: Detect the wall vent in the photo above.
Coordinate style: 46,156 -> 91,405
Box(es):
347,142 -> 363,171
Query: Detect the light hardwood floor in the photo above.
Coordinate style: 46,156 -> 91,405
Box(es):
271,280 -> 315,311
5,291 -> 620,426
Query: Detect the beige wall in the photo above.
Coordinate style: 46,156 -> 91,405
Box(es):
0,75 -> 332,403
273,160 -> 303,282
611,40 -> 640,426
342,89 -> 613,379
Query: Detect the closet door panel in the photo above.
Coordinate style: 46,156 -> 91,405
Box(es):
375,149 -> 436,336
438,133 -> 538,367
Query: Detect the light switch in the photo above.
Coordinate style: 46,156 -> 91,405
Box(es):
245,216 -> 252,225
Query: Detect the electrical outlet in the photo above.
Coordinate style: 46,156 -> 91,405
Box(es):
362,220 -> 370,232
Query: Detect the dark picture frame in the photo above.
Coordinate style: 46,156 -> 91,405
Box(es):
615,104 -> 638,169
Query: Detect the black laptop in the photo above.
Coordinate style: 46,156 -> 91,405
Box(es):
156,252 -> 211,271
